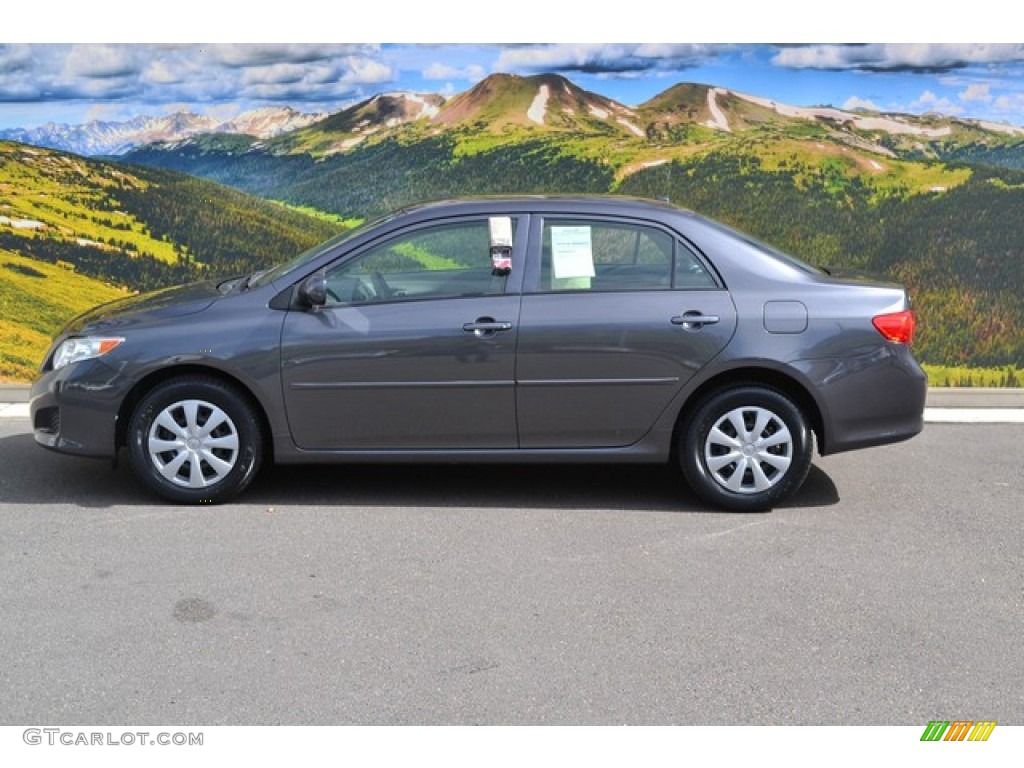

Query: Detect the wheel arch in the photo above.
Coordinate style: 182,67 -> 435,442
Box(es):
671,365 -> 826,458
115,364 -> 274,462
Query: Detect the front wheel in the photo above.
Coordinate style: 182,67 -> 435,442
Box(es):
128,377 -> 264,504
680,386 -> 812,512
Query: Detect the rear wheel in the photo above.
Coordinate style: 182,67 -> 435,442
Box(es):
680,386 -> 812,512
128,377 -> 263,504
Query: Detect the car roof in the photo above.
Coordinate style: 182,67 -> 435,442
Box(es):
393,195 -> 699,221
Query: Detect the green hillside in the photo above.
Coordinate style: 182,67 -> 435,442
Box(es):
0,140 -> 343,381
0,248 -> 128,380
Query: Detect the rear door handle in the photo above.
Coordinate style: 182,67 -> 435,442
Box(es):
671,311 -> 720,328
463,318 -> 513,337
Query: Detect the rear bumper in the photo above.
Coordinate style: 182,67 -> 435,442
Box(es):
793,344 -> 927,456
30,360 -> 126,458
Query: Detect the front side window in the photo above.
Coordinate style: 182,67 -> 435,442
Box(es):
325,220 -> 511,305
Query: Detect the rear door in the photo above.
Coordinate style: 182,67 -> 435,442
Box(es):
516,215 -> 737,448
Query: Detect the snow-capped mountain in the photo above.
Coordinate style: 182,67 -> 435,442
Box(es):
0,107 -> 326,156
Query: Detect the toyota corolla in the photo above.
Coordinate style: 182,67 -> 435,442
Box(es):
30,197 -> 926,511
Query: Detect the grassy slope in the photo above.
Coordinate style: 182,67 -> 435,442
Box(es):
0,142 -> 180,262
0,249 -> 127,380
0,140 -> 344,382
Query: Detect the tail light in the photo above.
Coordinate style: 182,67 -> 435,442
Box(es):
872,310 -> 915,344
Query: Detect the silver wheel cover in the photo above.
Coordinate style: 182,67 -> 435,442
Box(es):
147,399 -> 240,488
704,406 -> 793,494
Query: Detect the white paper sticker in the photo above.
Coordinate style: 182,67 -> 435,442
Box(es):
488,216 -> 513,249
551,226 -> 595,279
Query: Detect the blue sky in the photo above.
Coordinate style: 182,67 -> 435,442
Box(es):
4,43 -> 1024,130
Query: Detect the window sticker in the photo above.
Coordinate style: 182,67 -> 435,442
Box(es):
488,216 -> 513,249
489,216 -> 513,274
551,226 -> 596,280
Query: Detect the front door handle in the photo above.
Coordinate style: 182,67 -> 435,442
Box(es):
671,311 -> 721,329
463,318 -> 513,337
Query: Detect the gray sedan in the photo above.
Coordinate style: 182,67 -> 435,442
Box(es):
30,197 -> 926,511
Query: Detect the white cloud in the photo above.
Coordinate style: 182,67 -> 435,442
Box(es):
0,44 -> 396,106
63,44 -> 140,79
774,44 -> 1024,72
910,90 -> 963,115
338,58 -> 393,84
213,44 -> 375,68
842,96 -> 880,112
83,103 -> 125,122
992,93 -> 1024,113
0,44 -> 33,73
496,43 -> 731,75
142,59 -> 187,86
959,83 -> 992,102
423,62 -> 485,81
243,63 -> 311,86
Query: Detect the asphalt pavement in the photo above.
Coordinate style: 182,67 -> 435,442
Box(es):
0,417 -> 1021,725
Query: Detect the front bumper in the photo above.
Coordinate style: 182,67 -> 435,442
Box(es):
30,359 -> 128,458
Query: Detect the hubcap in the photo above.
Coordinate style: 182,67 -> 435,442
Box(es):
147,399 -> 239,488
704,406 -> 793,494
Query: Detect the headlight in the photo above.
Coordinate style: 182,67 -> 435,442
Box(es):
52,337 -> 125,370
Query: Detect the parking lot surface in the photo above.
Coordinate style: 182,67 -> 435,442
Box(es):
0,420 -> 1020,724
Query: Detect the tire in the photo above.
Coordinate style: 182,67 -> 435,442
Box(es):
128,377 -> 263,504
680,385 -> 812,512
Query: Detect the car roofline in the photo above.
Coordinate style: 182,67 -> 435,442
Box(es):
392,194 -> 697,219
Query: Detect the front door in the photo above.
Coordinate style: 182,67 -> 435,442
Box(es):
281,217 -> 523,450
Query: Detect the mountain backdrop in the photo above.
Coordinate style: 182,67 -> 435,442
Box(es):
0,106 -> 327,157
3,72 -> 1024,382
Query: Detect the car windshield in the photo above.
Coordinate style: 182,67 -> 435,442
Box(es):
247,215 -> 391,289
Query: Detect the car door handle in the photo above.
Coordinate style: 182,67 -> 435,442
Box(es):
671,311 -> 720,328
463,319 -> 513,337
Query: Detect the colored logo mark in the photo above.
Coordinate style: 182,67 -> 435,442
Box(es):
920,721 -> 996,741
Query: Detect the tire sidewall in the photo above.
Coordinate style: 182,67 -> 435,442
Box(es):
681,386 -> 812,512
128,378 -> 262,504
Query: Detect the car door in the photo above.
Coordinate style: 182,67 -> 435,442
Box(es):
280,216 -> 525,450
516,215 -> 738,448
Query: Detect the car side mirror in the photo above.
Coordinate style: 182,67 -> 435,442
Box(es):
299,273 -> 327,309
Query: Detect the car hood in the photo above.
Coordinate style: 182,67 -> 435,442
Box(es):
63,279 -> 222,335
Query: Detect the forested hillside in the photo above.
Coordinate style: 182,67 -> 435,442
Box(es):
0,140 -> 342,379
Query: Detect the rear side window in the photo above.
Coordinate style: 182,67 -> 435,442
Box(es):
539,219 -> 716,292
675,239 -> 719,289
